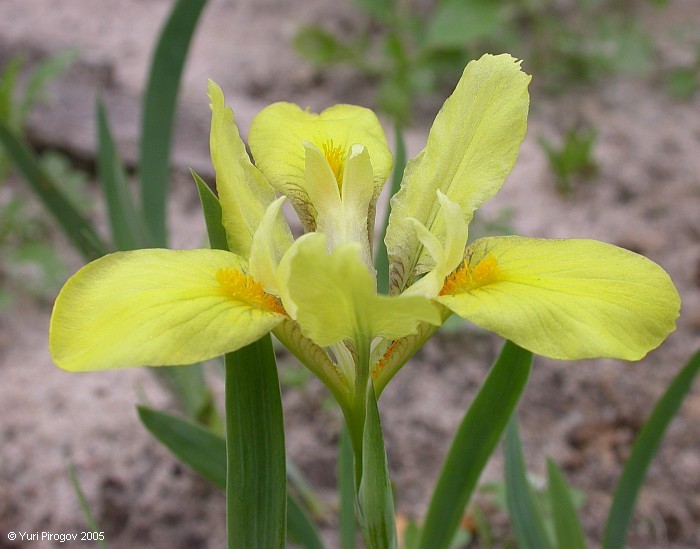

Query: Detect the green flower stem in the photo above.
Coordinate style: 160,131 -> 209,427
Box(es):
349,335 -> 372,489
225,334 -> 286,548
343,334 -> 397,549
339,424 -> 358,548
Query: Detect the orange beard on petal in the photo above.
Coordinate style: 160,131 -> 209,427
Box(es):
216,267 -> 286,314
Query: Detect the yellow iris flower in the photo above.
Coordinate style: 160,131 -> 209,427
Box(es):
49,54 -> 680,407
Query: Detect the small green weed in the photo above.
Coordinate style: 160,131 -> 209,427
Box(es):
539,126 -> 598,195
666,67 -> 698,100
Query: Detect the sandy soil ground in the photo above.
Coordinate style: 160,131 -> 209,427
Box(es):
1,1 -> 699,547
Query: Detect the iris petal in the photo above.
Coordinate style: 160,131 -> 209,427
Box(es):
248,102 -> 393,231
208,80 -> 285,258
279,233 -> 441,347
438,237 -> 680,360
50,249 -> 285,371
386,54 -> 530,293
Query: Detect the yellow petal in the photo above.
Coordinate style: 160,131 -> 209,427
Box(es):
208,80 -> 287,258
403,191 -> 468,298
50,249 -> 285,371
248,102 -> 393,231
304,142 -> 376,271
279,233 -> 441,347
248,196 -> 293,295
386,54 -> 531,293
438,237 -> 680,360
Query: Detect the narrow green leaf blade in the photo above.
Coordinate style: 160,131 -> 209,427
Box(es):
0,122 -> 108,260
155,364 -> 217,426
287,494 -> 325,549
138,405 -> 320,546
67,464 -> 107,549
20,50 -> 77,125
0,56 -> 22,124
546,458 -> 586,549
96,96 -> 149,250
287,459 -> 327,520
139,0 -> 208,245
339,424 -> 357,549
418,340 -> 533,549
138,405 -> 226,487
603,350 -> 700,549
225,335 -> 286,548
357,384 -> 397,548
193,169 -> 228,251
375,123 -> 406,295
504,418 -> 552,549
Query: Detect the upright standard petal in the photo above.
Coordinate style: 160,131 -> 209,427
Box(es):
304,142 -> 376,270
208,80 -> 287,258
50,249 -> 286,371
279,233 -> 441,348
437,237 -> 680,360
248,102 -> 393,231
386,54 -> 531,293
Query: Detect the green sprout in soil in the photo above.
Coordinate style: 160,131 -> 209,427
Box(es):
539,126 -> 598,195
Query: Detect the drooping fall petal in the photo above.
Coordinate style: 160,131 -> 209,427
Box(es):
437,237 -> 680,360
386,54 -> 531,293
50,249 -> 285,371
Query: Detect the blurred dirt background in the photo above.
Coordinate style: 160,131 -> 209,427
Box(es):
0,0 -> 699,547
